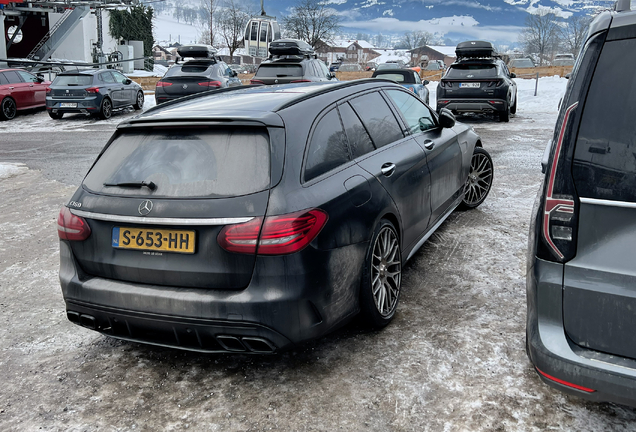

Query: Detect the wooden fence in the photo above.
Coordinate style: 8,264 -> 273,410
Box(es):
130,65 -> 574,91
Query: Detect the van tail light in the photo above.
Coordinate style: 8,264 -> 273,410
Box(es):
198,80 -> 222,87
290,79 -> 311,83
250,79 -> 265,85
536,368 -> 595,393
85,87 -> 100,94
218,209 -> 328,255
539,102 -> 579,262
156,81 -> 172,87
57,207 -> 91,241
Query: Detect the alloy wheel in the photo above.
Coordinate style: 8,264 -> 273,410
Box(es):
464,150 -> 493,206
2,98 -> 16,120
371,226 -> 401,317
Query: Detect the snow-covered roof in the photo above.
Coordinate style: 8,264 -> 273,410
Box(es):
329,39 -> 376,50
428,46 -> 456,58
372,49 -> 411,65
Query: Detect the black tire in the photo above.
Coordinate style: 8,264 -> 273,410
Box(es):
98,98 -> 112,120
459,147 -> 494,210
48,111 -> 63,120
499,101 -> 510,122
510,94 -> 517,114
133,91 -> 144,110
0,97 -> 17,120
360,219 -> 402,329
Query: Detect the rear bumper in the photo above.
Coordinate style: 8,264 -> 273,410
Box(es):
526,257 -> 636,407
436,98 -> 507,113
46,96 -> 100,113
59,240 -> 366,353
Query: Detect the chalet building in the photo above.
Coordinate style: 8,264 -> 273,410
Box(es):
408,46 -> 456,67
315,39 -> 380,65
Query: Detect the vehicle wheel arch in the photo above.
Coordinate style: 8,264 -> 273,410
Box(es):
378,211 -> 401,246
0,96 -> 17,120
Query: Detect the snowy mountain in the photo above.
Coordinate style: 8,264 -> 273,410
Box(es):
153,0 -> 618,47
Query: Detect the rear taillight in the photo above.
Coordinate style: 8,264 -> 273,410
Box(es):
290,79 -> 311,83
45,87 -> 51,93
536,368 -> 595,393
540,102 -> 579,262
218,209 -> 328,255
85,87 -> 99,94
57,207 -> 91,241
250,79 -> 265,85
440,81 -> 452,88
156,81 -> 172,87
438,100 -> 450,105
198,80 -> 222,87
496,80 -> 504,87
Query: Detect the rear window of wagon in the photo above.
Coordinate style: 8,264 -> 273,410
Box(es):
83,128 -> 271,198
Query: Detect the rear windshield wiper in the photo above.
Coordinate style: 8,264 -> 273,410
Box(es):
103,181 -> 156,190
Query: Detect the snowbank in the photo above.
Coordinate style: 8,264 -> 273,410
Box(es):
0,163 -> 27,180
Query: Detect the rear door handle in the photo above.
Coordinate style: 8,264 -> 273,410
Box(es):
381,162 -> 396,177
423,140 -> 435,150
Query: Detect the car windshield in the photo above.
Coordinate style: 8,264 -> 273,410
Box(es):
510,59 -> 534,68
255,64 -> 303,78
83,128 -> 271,198
53,75 -> 93,86
446,64 -> 497,79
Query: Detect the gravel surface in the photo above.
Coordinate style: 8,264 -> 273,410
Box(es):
1,86 -> 636,431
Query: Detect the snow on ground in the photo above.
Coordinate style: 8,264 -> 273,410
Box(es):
0,94 -> 157,134
427,75 -> 567,126
154,14 -> 201,45
0,163 -> 27,180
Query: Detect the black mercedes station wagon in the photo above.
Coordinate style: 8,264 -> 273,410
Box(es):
58,80 -> 493,353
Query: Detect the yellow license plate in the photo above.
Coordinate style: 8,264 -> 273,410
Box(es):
112,227 -> 196,254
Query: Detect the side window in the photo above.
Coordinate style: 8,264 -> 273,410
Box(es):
349,92 -> 404,148
414,73 -> 421,84
17,71 -> 38,83
338,102 -> 375,158
221,63 -> 231,76
3,71 -> 23,84
0,73 -> 9,85
112,72 -> 128,83
100,72 -> 116,83
319,62 -> 330,79
304,108 -> 351,182
386,89 -> 436,134
573,37 -> 636,203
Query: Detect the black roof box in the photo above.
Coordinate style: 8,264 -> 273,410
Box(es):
177,44 -> 217,58
269,39 -> 314,56
456,41 -> 496,58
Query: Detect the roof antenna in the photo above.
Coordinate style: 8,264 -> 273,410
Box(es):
615,0 -> 631,11
261,0 -> 266,16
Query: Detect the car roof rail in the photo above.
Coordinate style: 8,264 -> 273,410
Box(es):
615,0 -> 631,11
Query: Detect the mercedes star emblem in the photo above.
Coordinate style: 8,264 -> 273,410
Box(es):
182,84 -> 188,89
138,200 -> 153,216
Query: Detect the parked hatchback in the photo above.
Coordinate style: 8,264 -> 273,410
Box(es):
58,80 -> 493,353
46,69 -> 144,119
0,68 -> 50,120
527,2 -> 636,407
155,45 -> 241,105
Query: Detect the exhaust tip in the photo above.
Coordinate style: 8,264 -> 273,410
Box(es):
216,335 -> 247,352
242,337 -> 276,353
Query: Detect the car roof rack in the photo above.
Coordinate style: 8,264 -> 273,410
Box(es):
455,40 -> 499,60
268,39 -> 317,59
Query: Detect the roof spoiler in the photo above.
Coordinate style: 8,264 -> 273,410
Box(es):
615,0 -> 631,11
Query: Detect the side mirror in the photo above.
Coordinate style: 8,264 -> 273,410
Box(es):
423,80 -> 430,85
231,70 -> 238,77
124,78 -> 132,85
510,72 -> 516,78
438,108 -> 456,129
418,116 -> 435,131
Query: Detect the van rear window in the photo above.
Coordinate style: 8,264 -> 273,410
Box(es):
573,38 -> 636,202
83,128 -> 271,198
